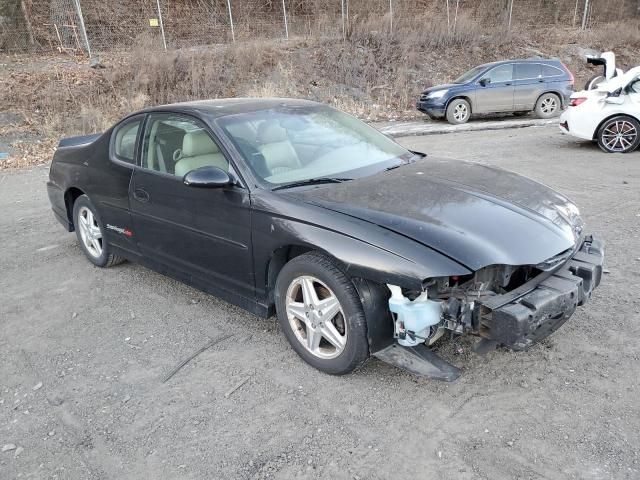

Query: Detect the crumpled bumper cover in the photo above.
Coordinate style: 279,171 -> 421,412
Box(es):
481,235 -> 604,351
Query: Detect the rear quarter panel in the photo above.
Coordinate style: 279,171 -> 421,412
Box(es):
48,129 -> 138,254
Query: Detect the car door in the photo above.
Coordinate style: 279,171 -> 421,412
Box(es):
474,63 -> 515,113
95,115 -> 144,257
128,112 -> 254,299
513,63 -> 542,110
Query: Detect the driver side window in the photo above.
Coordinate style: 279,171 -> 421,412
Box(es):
485,64 -> 514,83
141,114 -> 229,177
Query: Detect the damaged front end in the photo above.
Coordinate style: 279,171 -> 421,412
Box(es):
374,235 -> 604,381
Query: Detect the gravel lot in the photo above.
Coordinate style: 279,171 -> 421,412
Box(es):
1,125 -> 639,480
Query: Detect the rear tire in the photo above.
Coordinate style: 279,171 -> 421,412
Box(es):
72,195 -> 125,268
596,115 -> 640,153
534,93 -> 561,118
446,98 -> 471,124
274,252 -> 369,375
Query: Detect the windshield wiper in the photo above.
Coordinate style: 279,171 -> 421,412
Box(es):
272,177 -> 352,191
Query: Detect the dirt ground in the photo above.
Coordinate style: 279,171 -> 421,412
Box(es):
1,125 -> 639,480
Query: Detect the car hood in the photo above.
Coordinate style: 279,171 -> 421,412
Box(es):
287,158 -> 583,271
422,83 -> 459,94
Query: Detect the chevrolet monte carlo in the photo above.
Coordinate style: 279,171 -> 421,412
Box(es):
47,99 -> 604,380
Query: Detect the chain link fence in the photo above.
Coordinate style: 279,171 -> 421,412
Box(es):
1,0 -> 638,55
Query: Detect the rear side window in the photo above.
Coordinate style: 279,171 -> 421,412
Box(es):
113,120 -> 141,164
542,65 -> 564,77
515,63 -> 541,80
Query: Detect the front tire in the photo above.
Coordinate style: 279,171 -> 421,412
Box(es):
274,252 -> 369,375
596,116 -> 640,153
534,93 -> 560,118
446,98 -> 471,124
72,195 -> 125,267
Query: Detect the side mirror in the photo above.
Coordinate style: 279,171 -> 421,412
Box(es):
479,78 -> 491,87
183,166 -> 232,188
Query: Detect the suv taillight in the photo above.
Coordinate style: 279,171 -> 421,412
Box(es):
570,97 -> 587,107
562,63 -> 575,86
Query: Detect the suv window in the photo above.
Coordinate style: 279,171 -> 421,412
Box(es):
141,113 -> 229,177
542,65 -> 564,77
112,120 -> 141,164
485,64 -> 513,83
515,63 -> 541,80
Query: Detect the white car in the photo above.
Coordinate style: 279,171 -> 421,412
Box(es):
560,66 -> 640,153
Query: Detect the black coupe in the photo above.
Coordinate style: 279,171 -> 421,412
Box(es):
47,99 -> 604,380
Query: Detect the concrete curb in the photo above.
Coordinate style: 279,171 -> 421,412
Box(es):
376,118 -> 559,138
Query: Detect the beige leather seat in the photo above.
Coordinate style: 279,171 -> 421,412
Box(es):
174,130 -> 228,177
256,122 -> 301,176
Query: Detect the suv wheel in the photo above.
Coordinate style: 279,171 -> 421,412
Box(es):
597,116 -> 640,153
274,252 -> 369,375
446,98 -> 470,124
534,93 -> 560,118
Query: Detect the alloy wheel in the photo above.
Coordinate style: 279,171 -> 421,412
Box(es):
77,206 -> 103,258
453,103 -> 468,122
540,96 -> 557,115
285,275 -> 347,360
601,120 -> 638,152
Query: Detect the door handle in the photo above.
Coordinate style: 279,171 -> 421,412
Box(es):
504,82 -> 512,86
133,188 -> 150,203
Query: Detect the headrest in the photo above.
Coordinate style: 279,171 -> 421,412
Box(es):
182,130 -> 219,157
256,122 -> 288,144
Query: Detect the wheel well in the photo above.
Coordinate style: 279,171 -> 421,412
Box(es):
64,187 -> 85,230
446,96 -> 473,113
265,245 -> 315,304
592,113 -> 640,140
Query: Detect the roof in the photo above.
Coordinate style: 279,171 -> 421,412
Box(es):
140,97 -> 321,119
479,58 -> 562,68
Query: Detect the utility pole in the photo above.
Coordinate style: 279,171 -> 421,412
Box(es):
341,0 -> 345,39
155,0 -> 167,50
508,0 -> 514,30
73,0 -> 91,57
282,0 -> 289,39
446,0 -> 450,30
226,0 -> 235,42
581,0 -> 590,30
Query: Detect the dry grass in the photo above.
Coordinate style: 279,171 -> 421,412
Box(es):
1,16 -> 640,169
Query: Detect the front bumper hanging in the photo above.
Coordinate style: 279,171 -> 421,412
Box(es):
373,235 -> 604,381
480,235 -> 604,350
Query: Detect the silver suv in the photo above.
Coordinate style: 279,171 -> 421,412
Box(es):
417,59 -> 575,124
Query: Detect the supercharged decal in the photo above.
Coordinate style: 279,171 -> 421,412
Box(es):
106,224 -> 133,237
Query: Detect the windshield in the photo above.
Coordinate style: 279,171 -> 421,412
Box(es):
454,64 -> 487,84
216,105 -> 412,187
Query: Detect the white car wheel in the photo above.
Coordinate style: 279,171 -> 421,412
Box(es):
597,116 -> 640,154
